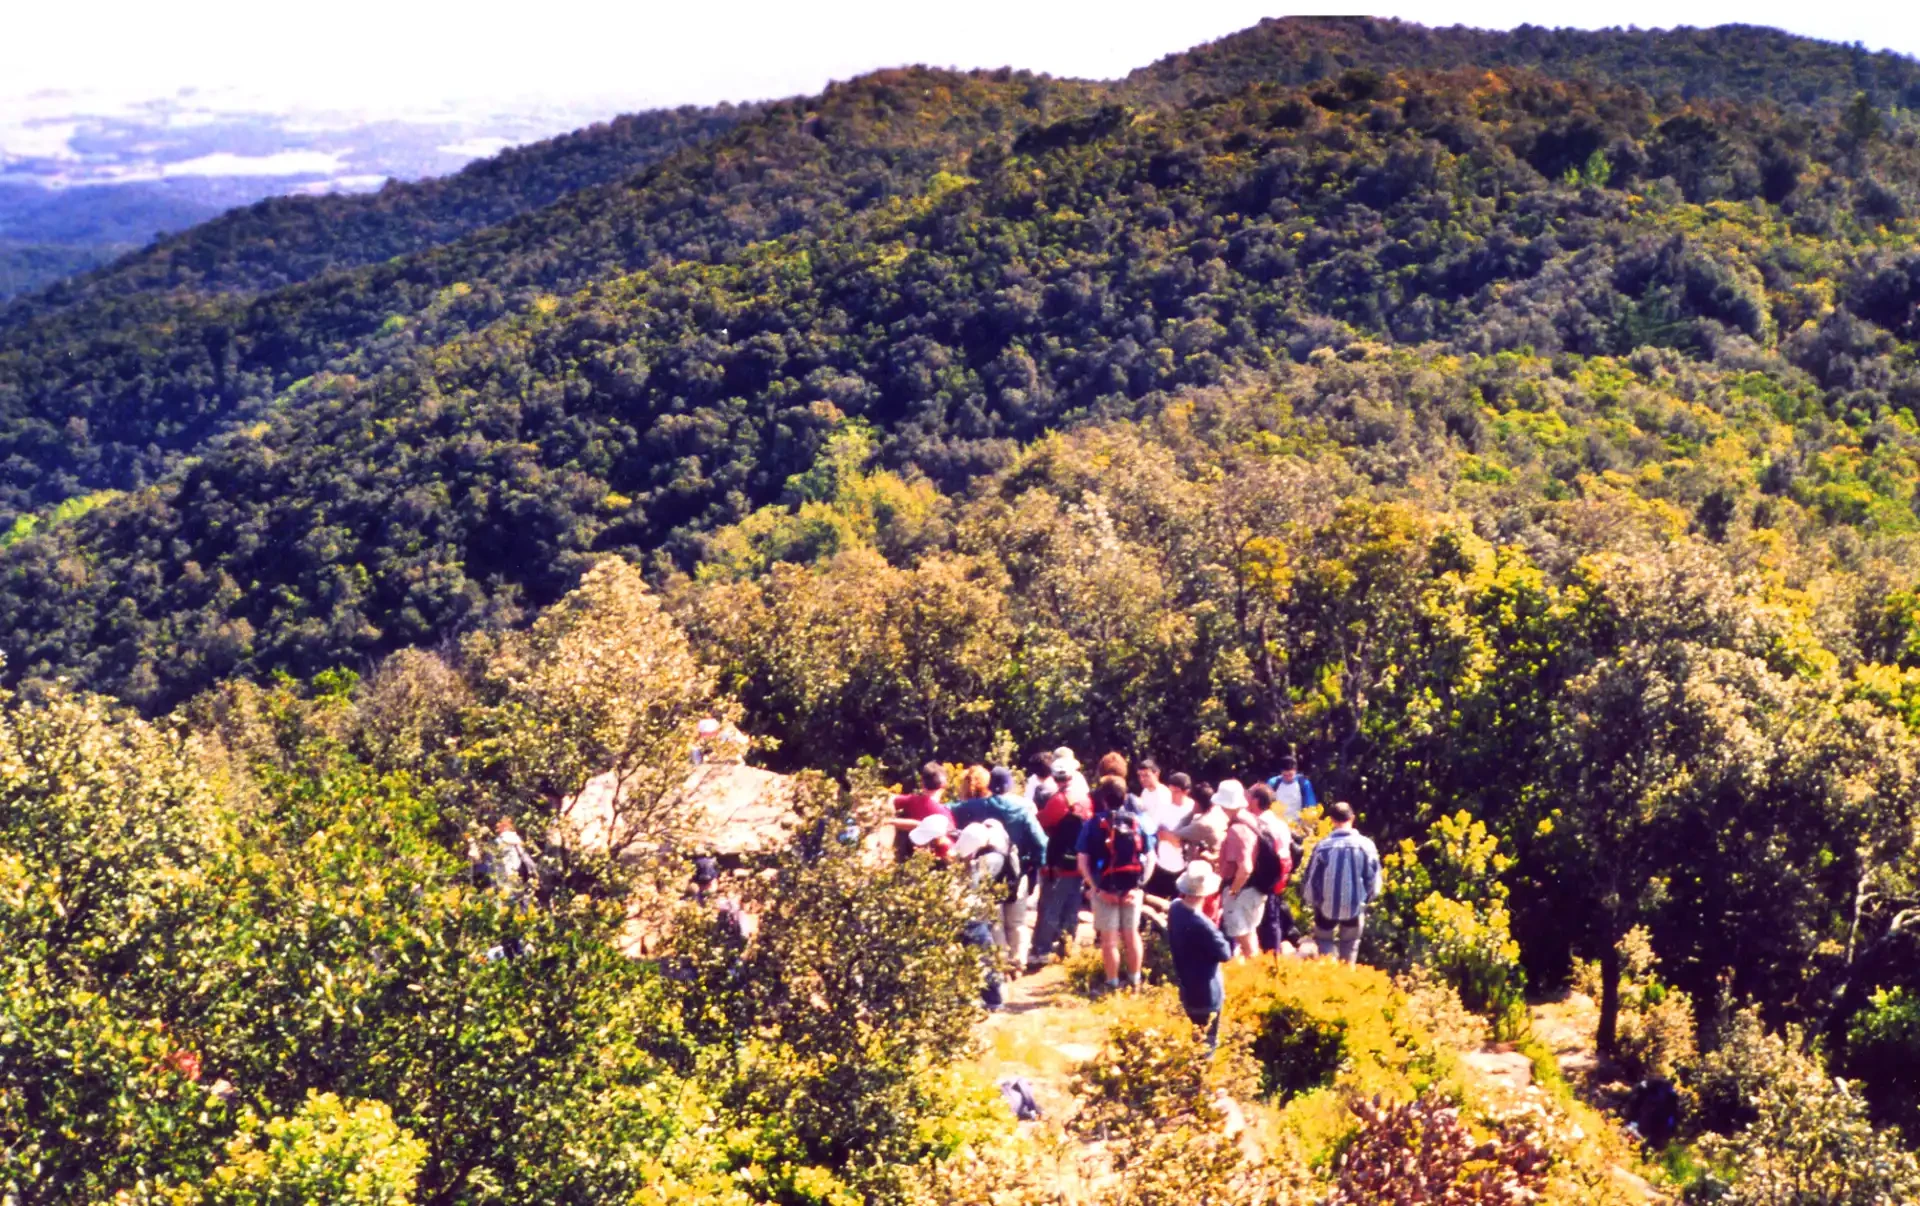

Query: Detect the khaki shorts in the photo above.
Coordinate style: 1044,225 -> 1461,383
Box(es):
1221,886 -> 1268,939
1090,889 -> 1142,934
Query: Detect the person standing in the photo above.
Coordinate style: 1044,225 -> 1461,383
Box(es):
1265,756 -> 1317,827
489,816 -> 541,909
1027,758 -> 1091,973
1170,780 -> 1225,864
1299,801 -> 1382,964
1167,861 -> 1233,1052
1024,752 -> 1058,808
1136,760 -> 1185,900
891,762 -> 953,862
1076,778 -> 1156,994
1050,747 -> 1090,799
952,767 -> 1048,971
1213,780 -> 1268,960
1247,782 -> 1296,955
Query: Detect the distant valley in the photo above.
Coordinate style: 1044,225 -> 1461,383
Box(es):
0,89 -> 676,297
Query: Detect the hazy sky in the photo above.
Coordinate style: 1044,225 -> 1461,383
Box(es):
8,0 -> 1920,115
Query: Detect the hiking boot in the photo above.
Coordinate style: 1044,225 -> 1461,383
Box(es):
1091,978 -> 1121,999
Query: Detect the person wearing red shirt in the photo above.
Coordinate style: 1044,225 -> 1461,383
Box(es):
890,762 -> 953,861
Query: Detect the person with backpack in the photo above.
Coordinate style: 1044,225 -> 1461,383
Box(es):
1247,782 -> 1296,955
1076,777 -> 1157,994
1023,751 -> 1058,808
1216,780 -> 1284,960
1265,755 -> 1318,826
951,767 -> 1048,971
1167,860 -> 1234,1052
1026,757 -> 1091,973
1299,801 -> 1382,964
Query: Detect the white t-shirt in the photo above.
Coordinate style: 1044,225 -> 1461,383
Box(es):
1135,785 -> 1187,874
1256,809 -> 1292,862
1272,778 -> 1304,823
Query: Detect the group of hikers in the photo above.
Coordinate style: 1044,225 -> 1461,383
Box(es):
888,748 -> 1382,1048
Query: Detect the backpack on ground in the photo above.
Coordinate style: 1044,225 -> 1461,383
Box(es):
1095,809 -> 1146,893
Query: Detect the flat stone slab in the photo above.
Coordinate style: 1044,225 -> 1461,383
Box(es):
1463,1047 -> 1535,1093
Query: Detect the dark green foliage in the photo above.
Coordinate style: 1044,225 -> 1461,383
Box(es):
1129,17 -> 1920,111
1250,1003 -> 1347,1101
7,44 -> 1920,711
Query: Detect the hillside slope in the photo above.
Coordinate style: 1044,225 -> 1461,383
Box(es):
0,70 -> 1090,524
4,46 -> 1920,709
0,104 -> 752,318
1128,16 -> 1920,108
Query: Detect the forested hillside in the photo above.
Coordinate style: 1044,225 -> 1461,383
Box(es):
0,103 -> 755,317
7,52 -> 1920,707
1132,17 -> 1920,108
6,20 -> 1920,1202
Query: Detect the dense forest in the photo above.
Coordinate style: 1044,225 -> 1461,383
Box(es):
7,16 -> 1920,1205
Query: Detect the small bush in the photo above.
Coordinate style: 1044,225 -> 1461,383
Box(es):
1371,812 -> 1527,1036
1251,1002 -> 1347,1101
1328,1093 -> 1553,1205
1573,927 -> 1696,1080
1068,998 -> 1309,1206
1695,1007 -> 1920,1206
168,1093 -> 425,1206
1844,985 -> 1920,1141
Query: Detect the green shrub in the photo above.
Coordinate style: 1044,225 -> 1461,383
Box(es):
1371,812 -> 1527,1037
1250,1002 -> 1347,1102
1573,927 -> 1696,1081
1845,985 -> 1920,1141
1695,1008 -> 1920,1206
169,1092 -> 425,1206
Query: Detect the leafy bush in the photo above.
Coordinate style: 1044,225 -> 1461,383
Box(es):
1227,957 -> 1464,1165
1695,1009 -> 1920,1206
1572,927 -> 1696,1081
1068,997 -> 1307,1206
168,1093 -> 426,1206
1250,1002 -> 1349,1102
1328,1093 -> 1552,1205
1845,986 -> 1920,1141
660,774 -> 992,1204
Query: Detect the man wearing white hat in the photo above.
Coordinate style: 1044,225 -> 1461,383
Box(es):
1049,747 -> 1090,799
1167,861 -> 1233,1052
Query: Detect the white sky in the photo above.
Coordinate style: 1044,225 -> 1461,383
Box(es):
5,1 -> 1918,116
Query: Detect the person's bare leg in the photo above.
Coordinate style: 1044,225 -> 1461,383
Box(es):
1100,930 -> 1121,981
1122,927 -> 1144,979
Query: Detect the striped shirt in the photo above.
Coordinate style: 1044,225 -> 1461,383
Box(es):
1300,827 -> 1381,922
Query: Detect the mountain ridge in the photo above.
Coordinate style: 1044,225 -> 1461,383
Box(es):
0,22 -> 1919,710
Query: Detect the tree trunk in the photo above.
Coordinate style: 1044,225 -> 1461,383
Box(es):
1596,921 -> 1623,1056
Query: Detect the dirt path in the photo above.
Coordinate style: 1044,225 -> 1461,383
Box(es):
973,963 -> 1112,1122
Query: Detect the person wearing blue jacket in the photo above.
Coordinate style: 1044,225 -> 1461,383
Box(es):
1265,756 -> 1317,825
1166,860 -> 1233,1052
951,766 -> 1048,971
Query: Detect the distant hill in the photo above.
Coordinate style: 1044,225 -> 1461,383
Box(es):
1127,16 -> 1920,107
0,181 -> 228,300
0,23 -> 1919,709
2,104 -> 753,313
